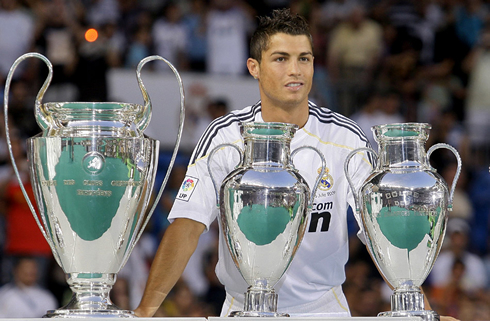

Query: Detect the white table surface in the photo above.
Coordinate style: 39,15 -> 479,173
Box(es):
209,317 -> 421,321
0,317 -> 422,321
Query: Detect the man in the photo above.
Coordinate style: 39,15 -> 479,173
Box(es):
0,257 -> 57,317
135,9 -> 371,317
430,218 -> 487,294
328,3 -> 383,115
135,9 -> 453,318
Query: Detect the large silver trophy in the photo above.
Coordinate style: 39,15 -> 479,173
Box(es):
4,53 -> 185,317
208,122 -> 325,317
344,123 -> 461,321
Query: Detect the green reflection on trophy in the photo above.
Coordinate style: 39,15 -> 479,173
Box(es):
4,53 -> 185,318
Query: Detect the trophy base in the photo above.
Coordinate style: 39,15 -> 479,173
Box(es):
43,309 -> 134,318
380,286 -> 439,321
229,311 -> 289,317
44,273 -> 133,318
228,285 -> 288,317
378,310 -> 440,321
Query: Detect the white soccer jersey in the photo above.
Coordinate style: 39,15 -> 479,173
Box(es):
169,101 -> 373,315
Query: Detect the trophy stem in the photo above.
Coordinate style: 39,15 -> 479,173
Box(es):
44,273 -> 134,318
391,286 -> 425,311
378,286 -> 440,321
230,285 -> 289,317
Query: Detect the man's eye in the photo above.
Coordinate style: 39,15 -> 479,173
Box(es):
276,57 -> 285,62
300,57 -> 310,62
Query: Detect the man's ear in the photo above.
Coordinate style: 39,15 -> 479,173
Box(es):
247,58 -> 259,80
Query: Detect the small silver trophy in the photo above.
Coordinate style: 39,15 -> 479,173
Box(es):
208,122 -> 325,317
4,53 -> 185,317
344,123 -> 461,321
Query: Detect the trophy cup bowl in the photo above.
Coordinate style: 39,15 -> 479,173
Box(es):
4,53 -> 185,317
344,123 -> 462,321
208,122 -> 326,317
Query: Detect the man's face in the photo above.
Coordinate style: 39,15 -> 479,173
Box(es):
15,259 -> 38,287
248,33 -> 314,110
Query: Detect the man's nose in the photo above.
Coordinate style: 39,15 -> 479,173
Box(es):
288,60 -> 301,75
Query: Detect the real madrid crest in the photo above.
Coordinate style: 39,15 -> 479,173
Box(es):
318,167 -> 334,191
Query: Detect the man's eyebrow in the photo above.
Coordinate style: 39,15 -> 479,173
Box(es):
270,51 -> 313,56
270,51 -> 290,56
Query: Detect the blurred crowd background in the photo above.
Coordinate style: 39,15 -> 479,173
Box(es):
1,0 -> 490,319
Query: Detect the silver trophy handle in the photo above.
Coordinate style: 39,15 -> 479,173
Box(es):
131,55 -> 186,249
136,55 -> 184,132
344,147 -> 378,214
4,53 -> 57,254
24,53 -> 53,132
427,143 -> 462,209
291,146 -> 326,206
207,143 -> 244,206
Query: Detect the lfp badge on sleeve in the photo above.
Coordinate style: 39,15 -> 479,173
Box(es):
177,176 -> 199,201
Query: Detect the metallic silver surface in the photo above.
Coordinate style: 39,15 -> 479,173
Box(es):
4,53 -> 185,317
344,123 -> 461,321
208,122 -> 326,317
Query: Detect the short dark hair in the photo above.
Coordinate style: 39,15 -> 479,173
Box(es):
250,8 -> 312,62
